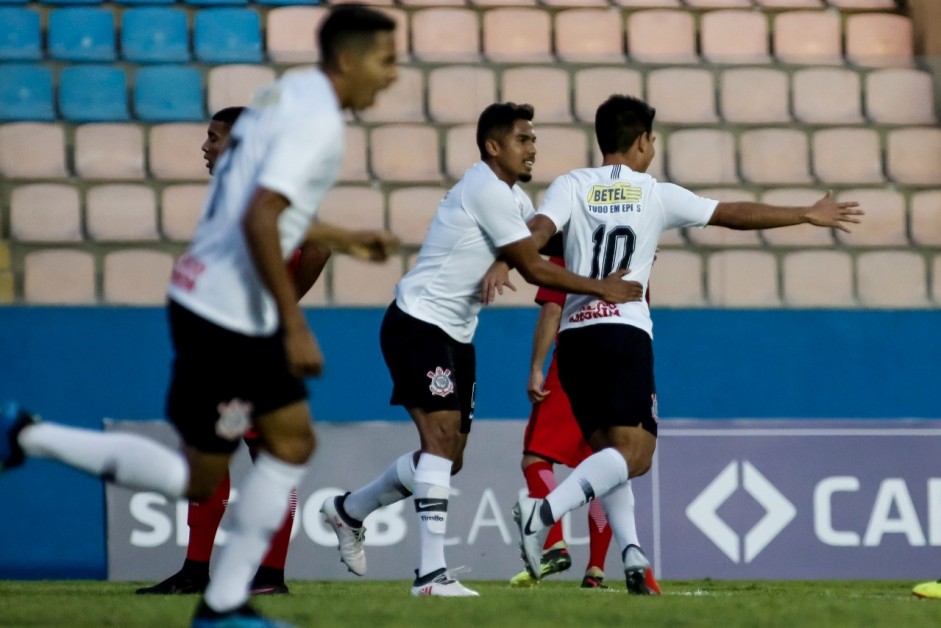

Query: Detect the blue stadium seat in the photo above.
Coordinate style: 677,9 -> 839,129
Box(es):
59,66 -> 129,122
39,0 -> 98,5
0,0 -> 29,5
0,64 -> 54,120
49,8 -> 116,62
0,8 -> 41,61
194,9 -> 262,63
134,66 -> 204,121
114,0 -> 174,5
253,0 -> 314,5
186,0 -> 248,7
122,8 -> 190,63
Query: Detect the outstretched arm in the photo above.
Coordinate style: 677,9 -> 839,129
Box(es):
306,221 -> 401,262
709,192 -> 863,232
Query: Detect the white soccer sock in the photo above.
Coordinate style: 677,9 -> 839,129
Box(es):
18,422 -> 188,497
413,453 -> 452,578
544,448 -> 628,527
204,452 -> 307,612
343,451 -> 416,523
601,479 -> 640,557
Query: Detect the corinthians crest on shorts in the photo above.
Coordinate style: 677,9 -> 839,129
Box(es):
427,366 -> 454,397
215,398 -> 253,440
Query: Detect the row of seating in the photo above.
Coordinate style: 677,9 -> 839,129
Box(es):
0,6 -> 914,67
0,0 -> 906,8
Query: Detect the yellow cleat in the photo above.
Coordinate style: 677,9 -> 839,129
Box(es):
509,569 -> 539,588
509,542 -> 572,587
913,580 -> 941,599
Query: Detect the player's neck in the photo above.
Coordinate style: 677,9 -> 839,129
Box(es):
323,67 -> 353,110
601,153 -> 644,173
484,159 -> 519,187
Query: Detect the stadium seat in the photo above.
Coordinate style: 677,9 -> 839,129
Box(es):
483,8 -> 553,63
543,0 -> 607,7
760,189 -> 835,246
340,125 -> 369,182
162,184 -> 207,242
686,189 -> 762,246
613,0 -> 681,5
103,250 -> 175,305
371,125 -> 441,182
194,9 -> 262,64
828,0 -> 899,11
0,123 -> 67,178
114,0 -> 174,5
502,67 -> 572,123
87,185 -> 159,241
10,184 -> 82,242
331,256 -> 401,305
121,8 -> 189,63
857,251 -> 928,308
48,8 -> 115,62
37,0 -> 99,5
399,0 -> 463,6
719,68 -> 790,123
529,126 -> 588,184
149,123 -> 210,180
773,10 -> 842,65
627,10 -> 697,63
757,0 -> 823,6
24,250 -> 96,305
0,65 -> 53,121
207,65 -> 275,115
647,68 -> 718,124
700,10 -> 771,64
317,186 -> 385,232
910,190 -> 941,246
428,66 -> 497,123
445,124 -> 478,180
886,128 -> 941,185
667,129 -> 737,185
554,9 -> 625,63
865,69 -> 936,124
647,250 -> 705,307
812,129 -> 883,184
834,188 -> 906,246
185,0 -> 248,7
792,68 -> 864,124
845,13 -> 914,67
59,66 -> 129,122
412,8 -> 480,62
782,251 -> 855,307
255,0 -> 316,6
266,7 -> 327,63
74,123 -> 145,179
739,129 -> 812,184
135,66 -> 204,122
358,66 -> 424,123
685,0 -> 751,6
573,68 -> 643,122
389,187 -> 446,246
0,7 -> 40,60
708,250 -> 781,307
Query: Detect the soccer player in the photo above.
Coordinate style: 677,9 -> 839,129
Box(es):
319,102 -> 645,597
0,5 -> 398,626
511,94 -> 863,594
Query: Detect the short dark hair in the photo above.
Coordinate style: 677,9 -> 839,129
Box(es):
476,102 -> 535,159
595,95 -> 656,155
319,4 -> 396,70
211,107 -> 246,127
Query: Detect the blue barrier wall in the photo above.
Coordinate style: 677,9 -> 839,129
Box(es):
1,307 -> 939,578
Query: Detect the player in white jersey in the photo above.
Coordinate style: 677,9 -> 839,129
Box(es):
0,6 -> 398,627
319,102 -> 645,597
512,95 -> 863,594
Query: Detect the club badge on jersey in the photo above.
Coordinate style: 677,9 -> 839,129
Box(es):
427,367 -> 455,398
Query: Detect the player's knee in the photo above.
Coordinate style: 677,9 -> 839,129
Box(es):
627,453 -> 652,478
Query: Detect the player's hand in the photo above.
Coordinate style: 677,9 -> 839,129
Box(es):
528,369 -> 549,404
347,230 -> 401,262
599,269 -> 645,303
805,191 -> 864,233
481,260 -> 515,304
283,325 -> 324,377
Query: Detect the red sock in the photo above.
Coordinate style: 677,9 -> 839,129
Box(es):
186,473 -> 230,562
523,460 -> 564,550
586,498 -> 612,572
260,488 -> 297,570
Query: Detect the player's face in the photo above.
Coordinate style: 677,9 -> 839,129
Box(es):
202,120 -> 232,174
345,31 -> 398,111
495,120 -> 537,183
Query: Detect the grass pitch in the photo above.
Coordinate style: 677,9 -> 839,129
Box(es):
0,580 -> 934,627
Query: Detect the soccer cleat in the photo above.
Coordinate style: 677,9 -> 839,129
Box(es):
622,544 -> 661,595
509,543 -> 572,587
580,567 -> 608,589
192,600 -> 293,628
320,493 -> 367,576
913,580 -> 941,599
250,567 -> 289,596
136,568 -> 209,595
513,496 -> 551,580
410,568 -> 479,597
0,402 -> 39,472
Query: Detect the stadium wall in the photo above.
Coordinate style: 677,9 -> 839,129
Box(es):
1,307 -> 939,578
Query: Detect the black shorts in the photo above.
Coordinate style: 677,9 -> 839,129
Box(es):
557,323 -> 658,438
380,302 -> 476,434
165,300 -> 308,454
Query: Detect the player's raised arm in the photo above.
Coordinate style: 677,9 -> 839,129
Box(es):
709,191 -> 863,232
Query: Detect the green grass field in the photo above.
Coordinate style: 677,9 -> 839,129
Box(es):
0,580 -> 935,627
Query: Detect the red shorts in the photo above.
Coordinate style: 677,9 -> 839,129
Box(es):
522,353 -> 594,468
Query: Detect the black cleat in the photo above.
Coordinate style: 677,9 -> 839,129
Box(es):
137,566 -> 209,595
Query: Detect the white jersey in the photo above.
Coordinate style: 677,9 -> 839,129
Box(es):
395,161 -> 535,343
168,69 -> 344,336
538,164 -> 717,337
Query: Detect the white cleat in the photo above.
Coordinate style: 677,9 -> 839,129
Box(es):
513,496 -> 550,580
320,493 -> 367,576
410,568 -> 479,597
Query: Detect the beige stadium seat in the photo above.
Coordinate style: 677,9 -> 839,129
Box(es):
24,249 -> 96,304
647,250 -> 704,306
162,184 -> 207,242
857,251 -> 928,308
708,250 -> 781,307
756,0 -> 824,6
267,7 -> 327,63
845,14 -> 914,68
150,124 -> 209,181
0,123 -> 67,178
773,10 -> 842,65
340,125 -> 369,183
647,68 -> 718,124
865,69 -> 937,124
782,251 -> 855,307
488,268 -> 538,306
501,67 -> 571,123
834,188 -> 906,246
886,128 -> 941,186
389,186 -> 446,246
555,9 -> 625,63
358,67 -> 424,123
529,126 -> 589,184
483,8 -> 553,63
445,124 -> 479,180
792,68 -> 864,124
910,190 -> 941,247
10,184 -> 82,243
667,129 -> 737,185
208,65 -> 276,116
412,9 -> 480,62
471,0 -> 538,6
543,0 -> 607,7
685,0 -> 752,6
828,0 -> 900,11
614,0 -> 681,6
331,256 -> 401,305
740,129 -> 812,184
86,185 -> 159,242
104,249 -> 174,305
74,124 -> 145,179
812,128 -> 883,185
317,186 -> 385,231
427,66 -> 497,124
760,188 -> 834,246
399,0 -> 463,6
701,10 -> 771,64
573,68 -> 643,122
370,125 -> 441,182
627,10 -> 697,64
686,189 -> 762,246
719,68 -> 790,123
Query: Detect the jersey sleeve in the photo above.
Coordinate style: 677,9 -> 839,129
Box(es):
535,175 -> 574,232
534,256 -> 567,307
657,182 -> 719,230
463,179 -> 532,248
